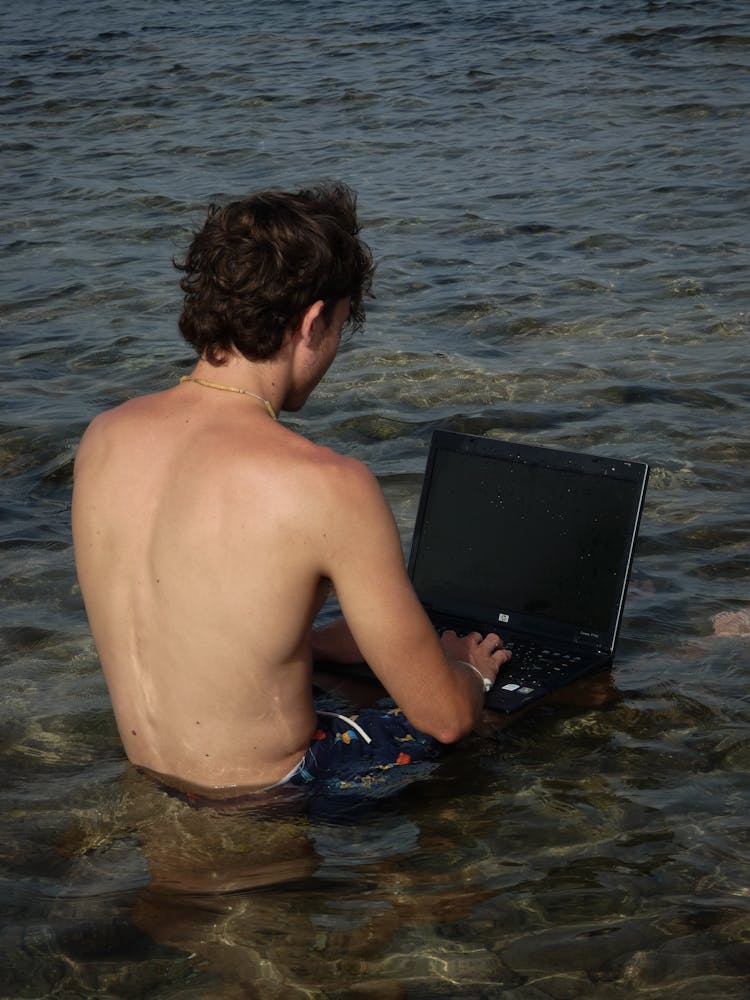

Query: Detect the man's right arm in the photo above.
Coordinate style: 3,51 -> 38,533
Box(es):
315,456 -> 509,743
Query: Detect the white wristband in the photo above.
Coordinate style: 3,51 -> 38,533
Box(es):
455,659 -> 493,693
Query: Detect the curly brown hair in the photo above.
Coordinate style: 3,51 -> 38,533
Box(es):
175,182 -> 374,364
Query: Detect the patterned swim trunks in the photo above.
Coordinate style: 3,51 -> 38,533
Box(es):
139,702 -> 443,815
286,706 -> 442,793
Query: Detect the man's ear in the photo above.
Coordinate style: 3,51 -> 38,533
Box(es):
297,300 -> 326,345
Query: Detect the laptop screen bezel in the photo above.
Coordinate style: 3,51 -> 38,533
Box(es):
407,430 -> 649,653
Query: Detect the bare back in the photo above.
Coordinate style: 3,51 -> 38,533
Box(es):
73,190 -> 511,797
73,386 -> 335,793
74,371 -> 508,797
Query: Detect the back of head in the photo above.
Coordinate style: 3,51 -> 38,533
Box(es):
176,182 -> 374,364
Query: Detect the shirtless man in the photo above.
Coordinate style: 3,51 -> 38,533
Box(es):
72,183 -> 509,799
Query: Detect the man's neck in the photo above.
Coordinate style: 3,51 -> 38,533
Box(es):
189,351 -> 290,418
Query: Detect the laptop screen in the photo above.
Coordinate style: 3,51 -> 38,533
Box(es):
408,433 -> 648,650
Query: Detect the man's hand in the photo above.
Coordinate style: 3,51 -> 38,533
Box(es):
440,630 -> 511,692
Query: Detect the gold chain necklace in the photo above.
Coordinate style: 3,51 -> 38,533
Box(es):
179,375 -> 277,420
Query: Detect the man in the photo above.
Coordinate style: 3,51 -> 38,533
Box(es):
72,182 -> 509,800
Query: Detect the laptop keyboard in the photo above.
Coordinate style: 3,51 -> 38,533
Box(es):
499,637 -> 583,688
437,626 -> 584,692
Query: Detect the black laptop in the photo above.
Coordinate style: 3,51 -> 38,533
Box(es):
407,430 -> 649,712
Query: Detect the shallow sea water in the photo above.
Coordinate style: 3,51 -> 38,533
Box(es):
2,1 -> 749,996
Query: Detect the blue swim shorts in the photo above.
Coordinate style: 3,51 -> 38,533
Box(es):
140,703 -> 443,813
285,706 -> 442,793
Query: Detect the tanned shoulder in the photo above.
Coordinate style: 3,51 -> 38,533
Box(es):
303,442 -> 382,509
75,407 -> 115,472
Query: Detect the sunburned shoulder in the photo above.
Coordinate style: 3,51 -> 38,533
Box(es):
83,393 -> 166,435
297,438 -> 378,491
75,392 -> 175,469
279,437 -> 383,513
76,403 -> 125,461
81,396 -> 158,446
